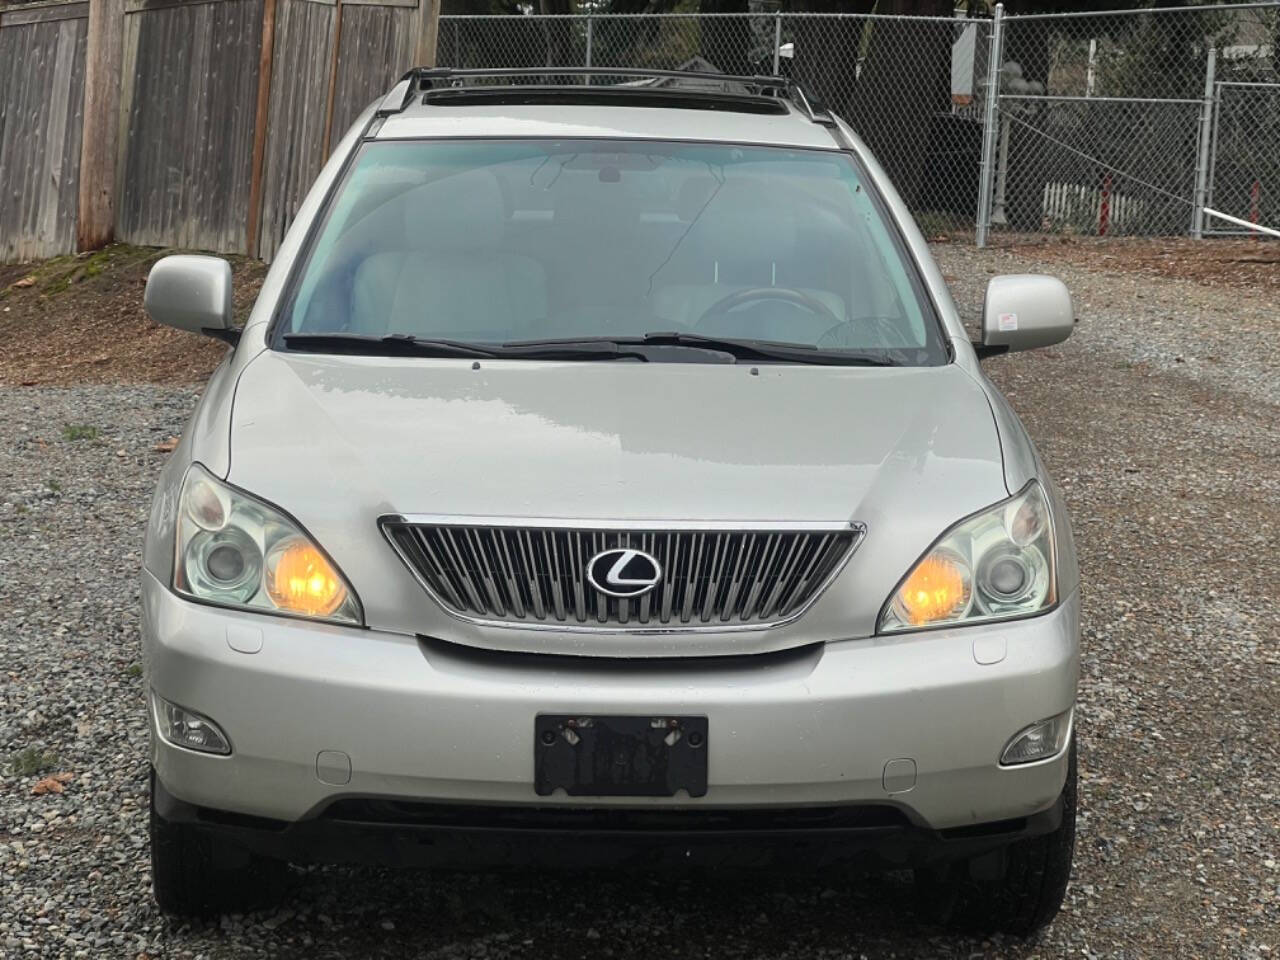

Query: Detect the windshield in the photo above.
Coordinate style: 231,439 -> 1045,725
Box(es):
280,139 -> 947,365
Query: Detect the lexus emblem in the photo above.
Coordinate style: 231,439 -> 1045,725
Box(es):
586,548 -> 662,598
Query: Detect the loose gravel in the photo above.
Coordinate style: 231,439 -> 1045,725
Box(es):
1,246 -> 1276,959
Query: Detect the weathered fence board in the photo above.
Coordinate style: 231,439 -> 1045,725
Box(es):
0,5 -> 88,262
0,0 -> 430,264
117,0 -> 262,252
256,0 -> 335,260
330,2 -> 415,138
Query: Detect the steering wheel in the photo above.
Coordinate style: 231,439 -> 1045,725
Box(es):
697,286 -> 842,330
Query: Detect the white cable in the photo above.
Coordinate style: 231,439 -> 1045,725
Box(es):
1203,208 -> 1280,239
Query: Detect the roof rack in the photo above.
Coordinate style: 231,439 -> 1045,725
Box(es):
375,67 -> 837,127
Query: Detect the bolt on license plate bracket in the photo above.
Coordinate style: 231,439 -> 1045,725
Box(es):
534,715 -> 708,798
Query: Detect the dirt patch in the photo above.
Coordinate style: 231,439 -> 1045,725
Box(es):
980,234 -> 1280,290
0,244 -> 266,386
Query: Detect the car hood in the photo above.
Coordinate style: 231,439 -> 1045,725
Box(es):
227,352 -> 1011,652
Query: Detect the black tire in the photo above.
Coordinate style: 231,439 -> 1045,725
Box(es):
917,738 -> 1077,938
150,771 -> 288,917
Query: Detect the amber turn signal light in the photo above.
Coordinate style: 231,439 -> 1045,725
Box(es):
265,538 -> 348,618
894,552 -> 971,626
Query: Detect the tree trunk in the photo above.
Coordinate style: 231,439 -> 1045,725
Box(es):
700,0 -> 752,76
539,0 -> 574,68
788,0 -> 873,120
78,0 -> 126,251
1001,15 -> 1051,230
848,0 -> 952,208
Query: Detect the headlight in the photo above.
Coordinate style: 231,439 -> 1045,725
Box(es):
174,463 -> 362,624
878,481 -> 1055,633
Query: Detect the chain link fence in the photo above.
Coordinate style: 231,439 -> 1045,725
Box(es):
435,4 -> 1280,243
991,3 -> 1278,239
438,11 -> 992,235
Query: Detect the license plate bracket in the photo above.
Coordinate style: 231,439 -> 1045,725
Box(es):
534,715 -> 708,798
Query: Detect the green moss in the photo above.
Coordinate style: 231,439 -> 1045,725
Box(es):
6,244 -> 163,298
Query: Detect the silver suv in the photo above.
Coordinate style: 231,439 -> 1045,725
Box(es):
142,68 -> 1079,935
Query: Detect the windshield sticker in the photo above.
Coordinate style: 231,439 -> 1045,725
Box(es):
998,312 -> 1019,332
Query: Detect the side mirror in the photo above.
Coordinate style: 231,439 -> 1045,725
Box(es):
144,255 -> 237,344
975,274 -> 1074,359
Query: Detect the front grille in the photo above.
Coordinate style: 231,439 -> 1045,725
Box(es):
382,521 -> 861,630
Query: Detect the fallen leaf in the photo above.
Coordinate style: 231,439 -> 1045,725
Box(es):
32,773 -> 73,795
152,436 -> 179,453
13,275 -> 36,288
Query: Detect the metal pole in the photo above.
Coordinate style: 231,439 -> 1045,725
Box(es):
585,16 -> 593,68
772,13 -> 782,76
992,114 -> 1011,225
1190,45 -> 1217,239
1204,80 -> 1223,228
976,3 -> 1004,247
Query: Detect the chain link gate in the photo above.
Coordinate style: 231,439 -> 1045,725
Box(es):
1206,81 -> 1280,235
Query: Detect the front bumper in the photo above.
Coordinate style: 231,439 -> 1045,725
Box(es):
143,570 -> 1078,835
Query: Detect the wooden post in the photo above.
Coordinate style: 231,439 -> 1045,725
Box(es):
1098,172 -> 1111,237
321,0 -> 344,161
413,0 -> 439,68
245,0 -> 277,258
77,0 -> 126,252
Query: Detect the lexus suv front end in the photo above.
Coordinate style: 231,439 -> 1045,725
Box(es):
141,68 -> 1080,936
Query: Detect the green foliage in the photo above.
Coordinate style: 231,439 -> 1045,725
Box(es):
6,748 -> 58,778
62,424 -> 99,442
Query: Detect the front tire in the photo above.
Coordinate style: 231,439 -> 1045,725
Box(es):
918,738 -> 1077,937
150,770 -> 288,917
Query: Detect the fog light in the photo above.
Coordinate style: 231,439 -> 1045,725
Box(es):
152,693 -> 231,755
1000,709 -> 1071,766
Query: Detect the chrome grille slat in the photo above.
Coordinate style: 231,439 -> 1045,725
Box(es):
385,521 -> 860,632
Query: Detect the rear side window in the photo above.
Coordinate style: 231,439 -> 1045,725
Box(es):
282,139 -> 947,365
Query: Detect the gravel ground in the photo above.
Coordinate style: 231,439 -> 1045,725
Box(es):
1,245 -> 1277,959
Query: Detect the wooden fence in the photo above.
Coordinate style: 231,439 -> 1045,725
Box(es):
0,2 -> 88,261
0,0 -> 436,264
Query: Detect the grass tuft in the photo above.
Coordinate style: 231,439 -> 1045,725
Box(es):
7,748 -> 58,778
62,424 -> 98,441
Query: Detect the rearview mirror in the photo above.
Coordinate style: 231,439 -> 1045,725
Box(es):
976,274 -> 1074,358
144,255 -> 236,343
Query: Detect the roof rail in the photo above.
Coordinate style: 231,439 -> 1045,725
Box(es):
377,67 -> 836,126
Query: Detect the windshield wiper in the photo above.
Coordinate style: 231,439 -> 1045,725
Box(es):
507,333 -> 899,366
638,332 -> 901,366
282,332 -> 648,361
283,332 -> 500,358
283,331 -> 897,365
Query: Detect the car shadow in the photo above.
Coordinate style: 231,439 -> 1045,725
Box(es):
177,864 -> 1047,959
